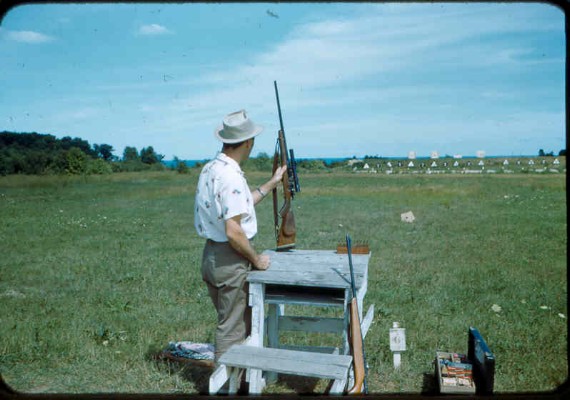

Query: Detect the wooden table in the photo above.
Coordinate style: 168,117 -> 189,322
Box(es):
246,249 -> 373,393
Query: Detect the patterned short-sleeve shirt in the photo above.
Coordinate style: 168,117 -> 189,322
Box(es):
194,153 -> 257,242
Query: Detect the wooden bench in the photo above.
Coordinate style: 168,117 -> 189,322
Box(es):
209,345 -> 353,395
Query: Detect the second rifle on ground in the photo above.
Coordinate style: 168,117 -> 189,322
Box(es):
345,233 -> 368,394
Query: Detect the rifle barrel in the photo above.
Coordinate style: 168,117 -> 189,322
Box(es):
346,234 -> 357,299
274,81 -> 285,135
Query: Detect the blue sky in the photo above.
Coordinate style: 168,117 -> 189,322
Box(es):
0,2 -> 565,160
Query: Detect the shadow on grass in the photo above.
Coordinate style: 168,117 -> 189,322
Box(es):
421,372 -> 439,395
146,347 -> 213,394
271,374 -> 321,394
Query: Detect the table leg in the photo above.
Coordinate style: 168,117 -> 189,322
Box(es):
228,367 -> 240,395
357,273 -> 367,321
342,289 -> 350,355
248,282 -> 266,394
267,303 -> 283,348
266,303 -> 284,384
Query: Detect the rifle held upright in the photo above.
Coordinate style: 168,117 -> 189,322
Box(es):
272,81 -> 300,250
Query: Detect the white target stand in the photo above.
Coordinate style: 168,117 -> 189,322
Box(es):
389,322 -> 406,369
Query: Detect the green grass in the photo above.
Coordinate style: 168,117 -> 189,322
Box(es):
0,170 -> 566,394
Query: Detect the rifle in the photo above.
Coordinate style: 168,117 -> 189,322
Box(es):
346,234 -> 368,394
272,81 -> 300,251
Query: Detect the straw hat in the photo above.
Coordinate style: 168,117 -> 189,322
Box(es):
214,110 -> 263,143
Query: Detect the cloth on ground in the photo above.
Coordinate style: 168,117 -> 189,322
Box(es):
165,341 -> 215,361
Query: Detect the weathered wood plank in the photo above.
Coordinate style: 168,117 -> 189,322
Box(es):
249,284 -> 265,346
260,256 -> 370,273
228,367 -> 240,395
362,304 -> 374,339
248,283 -> 265,392
219,345 -> 352,381
263,249 -> 371,263
249,269 -> 366,288
209,364 -> 229,395
248,249 -> 370,288
330,377 -> 348,395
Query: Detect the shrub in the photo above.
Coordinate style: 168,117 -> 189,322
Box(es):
86,159 -> 113,175
64,148 -> 88,175
174,158 -> 189,174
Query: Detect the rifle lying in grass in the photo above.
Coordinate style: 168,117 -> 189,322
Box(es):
272,81 -> 300,251
345,234 -> 368,394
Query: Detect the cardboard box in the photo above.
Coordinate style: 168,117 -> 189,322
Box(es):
436,351 -> 476,394
435,327 -> 495,395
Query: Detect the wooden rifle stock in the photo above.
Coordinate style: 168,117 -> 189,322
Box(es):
346,234 -> 368,394
348,298 -> 366,394
273,81 -> 299,250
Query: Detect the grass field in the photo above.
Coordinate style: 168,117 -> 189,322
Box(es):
0,170 -> 567,394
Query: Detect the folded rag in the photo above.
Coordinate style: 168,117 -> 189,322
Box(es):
165,341 -> 215,360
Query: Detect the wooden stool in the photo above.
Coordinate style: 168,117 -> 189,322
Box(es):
209,345 -> 353,395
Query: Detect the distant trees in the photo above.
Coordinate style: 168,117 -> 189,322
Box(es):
538,149 -> 558,157
538,149 -> 550,157
242,152 -> 325,172
60,136 -> 96,157
243,152 -> 272,172
94,144 -> 115,161
0,131 -> 104,175
113,145 -> 165,172
140,146 -> 163,164
0,131 -> 165,176
297,159 -> 327,171
173,156 -> 189,174
120,146 -> 163,165
122,146 -> 139,162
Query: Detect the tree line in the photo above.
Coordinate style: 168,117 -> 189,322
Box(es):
0,131 -> 164,176
1,131 -> 565,176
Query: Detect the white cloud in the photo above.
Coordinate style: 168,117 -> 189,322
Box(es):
137,24 -> 172,36
70,107 -> 100,120
4,29 -> 54,43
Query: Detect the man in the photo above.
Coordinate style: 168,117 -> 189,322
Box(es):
194,109 -> 286,362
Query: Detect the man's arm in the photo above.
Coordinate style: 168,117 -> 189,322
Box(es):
225,215 -> 270,270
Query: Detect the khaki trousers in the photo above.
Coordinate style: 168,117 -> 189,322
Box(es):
201,239 -> 252,362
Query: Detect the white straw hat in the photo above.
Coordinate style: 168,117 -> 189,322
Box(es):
214,110 -> 264,143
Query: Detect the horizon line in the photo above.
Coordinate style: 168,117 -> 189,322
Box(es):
163,154 -> 565,162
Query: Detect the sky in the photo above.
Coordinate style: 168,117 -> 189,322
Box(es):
0,1 -> 566,160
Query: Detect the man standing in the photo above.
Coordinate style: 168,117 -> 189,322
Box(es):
194,110 -> 286,362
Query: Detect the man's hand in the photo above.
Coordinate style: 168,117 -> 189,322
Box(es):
271,165 -> 287,186
226,215 -> 269,270
253,254 -> 270,270
253,165 -> 288,205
